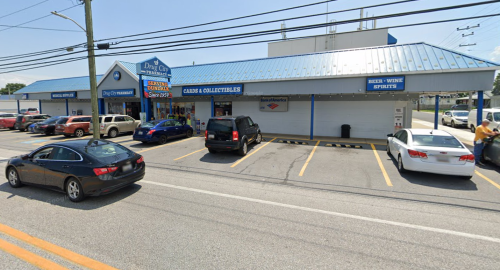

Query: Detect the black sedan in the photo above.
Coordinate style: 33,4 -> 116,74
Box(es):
483,135 -> 500,166
33,116 -> 63,135
5,139 -> 145,202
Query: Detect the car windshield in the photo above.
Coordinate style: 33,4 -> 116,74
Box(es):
141,120 -> 161,128
56,118 -> 68,124
82,142 -> 134,163
207,119 -> 233,132
42,117 -> 60,124
494,112 -> 500,122
452,112 -> 468,117
20,109 -> 27,113
412,135 -> 464,148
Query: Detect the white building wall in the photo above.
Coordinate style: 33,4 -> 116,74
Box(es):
40,101 -> 66,116
68,101 -> 92,115
195,101 -> 211,129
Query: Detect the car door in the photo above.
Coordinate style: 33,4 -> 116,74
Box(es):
391,131 -> 404,156
246,117 -> 257,142
18,147 -> 55,185
124,116 -> 136,132
484,136 -> 500,166
43,147 -> 83,190
171,120 -> 184,137
114,116 -> 126,133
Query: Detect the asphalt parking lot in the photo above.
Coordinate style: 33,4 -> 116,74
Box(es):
1,128 -> 500,212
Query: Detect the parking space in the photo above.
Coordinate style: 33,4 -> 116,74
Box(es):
1,129 -> 500,210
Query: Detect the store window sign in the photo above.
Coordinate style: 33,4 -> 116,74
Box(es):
51,92 -> 77,99
182,84 -> 243,96
366,76 -> 405,91
259,97 -> 288,112
22,94 -> 29,100
143,80 -> 171,98
136,57 -> 171,78
102,89 -> 135,97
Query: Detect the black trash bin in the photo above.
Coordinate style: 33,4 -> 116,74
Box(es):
341,124 -> 351,139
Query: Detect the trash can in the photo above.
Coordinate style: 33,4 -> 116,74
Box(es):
341,124 -> 351,138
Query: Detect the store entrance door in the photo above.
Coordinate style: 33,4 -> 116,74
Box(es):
126,102 -> 141,120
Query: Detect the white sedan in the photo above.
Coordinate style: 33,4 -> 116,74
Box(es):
387,129 -> 475,179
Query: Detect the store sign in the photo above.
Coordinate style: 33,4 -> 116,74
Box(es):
102,89 -> 135,97
182,84 -> 243,96
136,57 -> 171,77
22,94 -> 29,100
143,80 -> 171,98
366,76 -> 405,91
113,71 -> 121,81
259,97 -> 288,112
51,91 -> 77,99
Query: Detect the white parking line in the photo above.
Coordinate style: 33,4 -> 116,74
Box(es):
142,180 -> 500,244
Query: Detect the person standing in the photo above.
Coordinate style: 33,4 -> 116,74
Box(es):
474,119 -> 499,165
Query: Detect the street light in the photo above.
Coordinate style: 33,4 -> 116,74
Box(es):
51,1 -> 100,139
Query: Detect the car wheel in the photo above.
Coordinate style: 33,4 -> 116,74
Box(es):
460,175 -> 473,180
386,142 -> 391,156
7,167 -> 22,188
108,128 -> 118,138
441,119 -> 446,126
208,149 -> 217,154
64,134 -> 71,137
397,155 -> 407,173
255,133 -> 262,144
470,125 -> 476,133
141,141 -> 148,144
451,121 -> 456,128
158,135 -> 167,145
74,128 -> 84,138
238,140 -> 248,156
9,127 -> 15,130
19,128 -> 25,132
186,130 -> 193,138
66,177 -> 84,202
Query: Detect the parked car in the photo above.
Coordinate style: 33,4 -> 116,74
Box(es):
5,139 -> 145,202
205,116 -> 262,156
20,108 -> 39,115
483,135 -> 500,167
387,129 -> 474,179
467,108 -> 500,133
441,110 -> 469,128
0,113 -> 17,130
33,116 -> 63,135
28,123 -> 36,133
55,115 -> 92,137
451,104 -> 469,111
14,114 -> 51,132
89,115 -> 141,138
133,119 -> 193,144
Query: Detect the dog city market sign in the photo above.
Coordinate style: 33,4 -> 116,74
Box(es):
136,57 -> 171,78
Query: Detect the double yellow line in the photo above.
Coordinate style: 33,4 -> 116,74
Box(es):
0,223 -> 117,270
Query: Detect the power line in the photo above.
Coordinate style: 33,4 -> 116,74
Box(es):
0,24 -> 82,32
0,0 -> 49,20
0,43 -> 86,61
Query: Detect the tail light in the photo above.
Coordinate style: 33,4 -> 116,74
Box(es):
137,156 -> 144,164
408,149 -> 428,159
22,118 -> 26,123
205,130 -> 208,141
232,131 -> 239,141
93,166 -> 118,176
147,129 -> 156,135
40,125 -> 48,128
459,154 -> 475,163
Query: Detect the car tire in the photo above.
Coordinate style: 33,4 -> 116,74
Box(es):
460,175 -> 473,180
64,134 -> 71,138
451,121 -> 456,128
470,125 -> 476,133
238,140 -> 248,156
186,130 -> 193,138
158,135 -> 167,145
108,128 -> 118,138
7,167 -> 22,188
386,142 -> 391,156
74,128 -> 84,138
208,149 -> 217,154
141,141 -> 148,144
255,133 -> 262,144
66,177 -> 84,202
8,127 -> 15,130
19,128 -> 25,132
397,155 -> 407,173
441,119 -> 446,126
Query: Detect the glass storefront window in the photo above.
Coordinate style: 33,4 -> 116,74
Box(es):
214,101 -> 232,116
108,102 -> 124,115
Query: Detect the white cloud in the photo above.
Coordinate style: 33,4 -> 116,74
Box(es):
0,74 -> 53,88
490,46 -> 500,63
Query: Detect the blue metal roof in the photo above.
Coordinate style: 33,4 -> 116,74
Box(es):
15,75 -> 103,94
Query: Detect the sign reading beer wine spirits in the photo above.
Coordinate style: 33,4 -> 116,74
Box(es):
136,57 -> 171,77
143,80 -> 171,98
259,97 -> 288,112
366,76 -> 405,91
182,84 -> 243,96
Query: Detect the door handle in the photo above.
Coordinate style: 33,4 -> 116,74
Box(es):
38,163 -> 45,166
62,165 -> 70,168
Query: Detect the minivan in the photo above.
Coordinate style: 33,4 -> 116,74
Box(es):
467,108 -> 500,133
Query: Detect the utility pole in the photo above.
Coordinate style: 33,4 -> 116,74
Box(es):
82,0 -> 100,139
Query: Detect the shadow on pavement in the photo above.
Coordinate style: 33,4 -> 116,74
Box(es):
0,182 -> 141,210
198,144 -> 258,164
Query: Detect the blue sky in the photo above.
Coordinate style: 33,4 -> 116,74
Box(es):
1,0 -> 500,88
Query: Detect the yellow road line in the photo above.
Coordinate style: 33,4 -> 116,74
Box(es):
231,138 -> 277,168
371,144 -> 393,187
137,136 -> 200,154
475,170 -> 500,190
0,223 -> 118,270
174,147 -> 207,161
0,238 -> 68,270
299,140 -> 321,176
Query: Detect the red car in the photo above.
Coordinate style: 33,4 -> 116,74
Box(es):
0,113 -> 18,130
55,115 -> 92,137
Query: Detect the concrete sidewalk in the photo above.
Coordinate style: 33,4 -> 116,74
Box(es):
411,120 -> 474,146
262,133 -> 387,145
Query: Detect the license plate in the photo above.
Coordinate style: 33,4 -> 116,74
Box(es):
208,134 -> 214,139
122,164 -> 133,172
436,156 -> 449,162
138,131 -> 143,135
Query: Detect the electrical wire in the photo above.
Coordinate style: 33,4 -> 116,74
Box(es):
0,24 -> 81,32
0,43 -> 86,61
0,0 -> 49,20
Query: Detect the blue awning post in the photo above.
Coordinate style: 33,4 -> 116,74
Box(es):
477,91 -> 484,127
310,94 -> 315,140
139,74 -> 144,113
211,96 -> 214,117
434,95 -> 440,130
146,98 -> 152,121
169,98 -> 173,115
65,99 -> 69,116
98,99 -> 105,114
38,100 -> 42,114
17,100 -> 20,114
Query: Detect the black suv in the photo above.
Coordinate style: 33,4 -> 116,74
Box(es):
205,116 -> 262,156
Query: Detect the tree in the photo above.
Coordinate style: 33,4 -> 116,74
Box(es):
0,83 -> 26,95
493,73 -> 500,96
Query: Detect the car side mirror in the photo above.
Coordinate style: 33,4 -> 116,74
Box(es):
253,123 -> 257,126
21,154 -> 29,160
387,133 -> 394,137
494,128 -> 499,132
